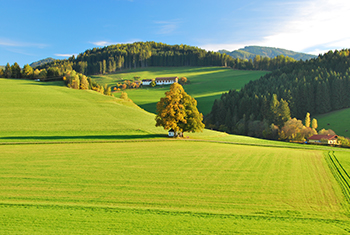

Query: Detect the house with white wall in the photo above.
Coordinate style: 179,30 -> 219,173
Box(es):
155,77 -> 178,85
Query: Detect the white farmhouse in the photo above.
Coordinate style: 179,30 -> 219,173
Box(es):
155,77 -> 178,85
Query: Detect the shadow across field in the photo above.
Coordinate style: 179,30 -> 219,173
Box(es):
0,134 -> 167,142
27,81 -> 66,87
139,102 -> 158,114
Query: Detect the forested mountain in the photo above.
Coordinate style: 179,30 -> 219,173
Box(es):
33,42 -> 301,77
2,42 -> 301,93
36,42 -> 232,76
219,46 -> 316,61
30,57 -> 56,68
206,49 -> 350,139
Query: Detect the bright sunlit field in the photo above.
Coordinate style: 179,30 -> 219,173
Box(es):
1,78 -> 350,234
1,141 -> 350,234
91,66 -> 267,115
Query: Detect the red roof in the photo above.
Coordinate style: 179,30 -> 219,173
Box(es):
308,135 -> 338,140
155,77 -> 178,81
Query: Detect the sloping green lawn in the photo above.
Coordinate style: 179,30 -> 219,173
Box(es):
316,108 -> 350,137
0,78 -> 166,142
92,67 -> 267,115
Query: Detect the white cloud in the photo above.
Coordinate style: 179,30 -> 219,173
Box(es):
199,43 -> 249,52
91,41 -> 113,47
0,38 -> 47,48
90,39 -> 140,47
258,0 -> 350,53
154,20 -> 180,35
201,0 -> 350,54
54,53 -> 77,57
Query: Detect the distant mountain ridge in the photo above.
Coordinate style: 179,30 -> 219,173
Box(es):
30,57 -> 56,68
219,46 -> 316,61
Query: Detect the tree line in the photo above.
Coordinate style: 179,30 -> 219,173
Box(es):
35,42 -> 231,75
33,42 -> 298,76
1,42 -> 300,82
0,62 -> 111,96
205,49 -> 350,143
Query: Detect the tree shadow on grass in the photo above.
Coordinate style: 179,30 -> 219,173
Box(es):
139,102 -> 158,114
27,80 -> 66,87
0,134 -> 168,142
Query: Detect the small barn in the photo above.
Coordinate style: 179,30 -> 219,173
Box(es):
155,77 -> 178,85
142,79 -> 152,85
308,134 -> 338,145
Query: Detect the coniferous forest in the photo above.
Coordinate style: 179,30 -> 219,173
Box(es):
205,49 -> 350,141
33,41 -> 297,76
35,42 -> 232,75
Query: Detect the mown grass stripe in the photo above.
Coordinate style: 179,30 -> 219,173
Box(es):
1,138 -> 350,153
0,201 -> 348,223
326,151 -> 350,205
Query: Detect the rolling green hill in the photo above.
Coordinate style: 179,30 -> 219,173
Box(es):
1,78 -> 350,233
91,66 -> 267,115
316,108 -> 350,137
219,46 -> 316,61
0,78 -> 165,142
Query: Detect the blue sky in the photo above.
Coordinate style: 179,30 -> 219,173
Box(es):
1,0 -> 349,66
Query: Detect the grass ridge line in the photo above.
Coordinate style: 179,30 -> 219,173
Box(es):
0,138 -> 349,152
0,201 -> 348,224
326,151 -> 350,206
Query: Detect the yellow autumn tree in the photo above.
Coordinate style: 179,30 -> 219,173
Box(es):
155,83 -> 204,135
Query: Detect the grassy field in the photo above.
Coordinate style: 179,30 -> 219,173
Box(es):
92,67 -> 267,115
316,108 -> 350,137
1,141 -> 350,233
1,78 -> 350,233
0,78 -> 166,142
336,151 -> 350,174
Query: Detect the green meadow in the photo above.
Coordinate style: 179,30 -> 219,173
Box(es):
316,108 -> 350,138
1,78 -> 350,233
92,66 -> 267,115
0,78 -> 165,142
1,142 -> 350,234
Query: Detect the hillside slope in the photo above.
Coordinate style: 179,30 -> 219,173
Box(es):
91,66 -> 267,115
0,78 -> 166,142
316,107 -> 350,137
206,49 -> 350,139
219,46 -> 316,60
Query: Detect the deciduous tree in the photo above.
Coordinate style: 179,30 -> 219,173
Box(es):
311,118 -> 318,130
305,112 -> 310,128
22,64 -> 34,78
155,83 -> 204,135
80,75 -> 89,90
180,77 -> 187,84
